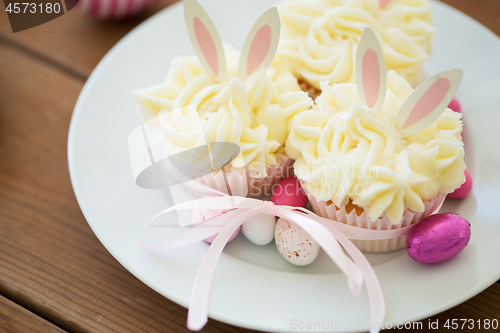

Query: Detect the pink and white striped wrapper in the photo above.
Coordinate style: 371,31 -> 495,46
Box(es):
78,0 -> 157,20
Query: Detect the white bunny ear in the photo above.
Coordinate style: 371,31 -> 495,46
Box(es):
238,7 -> 281,80
184,0 -> 226,78
356,27 -> 387,110
395,68 -> 463,138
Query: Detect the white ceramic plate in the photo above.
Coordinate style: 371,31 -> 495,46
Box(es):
68,1 -> 500,332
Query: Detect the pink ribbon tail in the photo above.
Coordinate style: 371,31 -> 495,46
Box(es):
337,236 -> 385,333
186,208 -> 261,331
299,211 -> 385,333
279,207 -> 385,333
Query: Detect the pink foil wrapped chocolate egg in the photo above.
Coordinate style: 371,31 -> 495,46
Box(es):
192,196 -> 239,244
447,169 -> 473,199
271,176 -> 308,208
407,213 -> 471,264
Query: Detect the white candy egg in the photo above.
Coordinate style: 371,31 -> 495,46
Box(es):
275,218 -> 320,266
241,213 -> 276,246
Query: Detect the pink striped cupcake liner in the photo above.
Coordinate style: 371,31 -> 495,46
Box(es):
306,190 -> 446,253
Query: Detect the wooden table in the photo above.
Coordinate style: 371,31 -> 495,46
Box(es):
0,0 -> 499,332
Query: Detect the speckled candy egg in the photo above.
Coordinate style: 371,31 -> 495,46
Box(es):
275,218 -> 320,266
78,0 -> 157,20
271,176 -> 308,208
407,213 -> 471,264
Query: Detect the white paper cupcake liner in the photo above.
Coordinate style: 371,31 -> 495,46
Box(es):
307,191 -> 446,253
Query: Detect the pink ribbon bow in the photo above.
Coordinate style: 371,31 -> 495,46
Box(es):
142,193 -> 395,333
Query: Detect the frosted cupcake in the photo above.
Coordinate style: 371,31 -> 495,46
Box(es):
134,2 -> 313,197
275,0 -> 436,98
286,28 -> 465,252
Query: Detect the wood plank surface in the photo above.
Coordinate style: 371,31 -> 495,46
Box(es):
419,283 -> 500,332
440,0 -> 500,35
0,0 -> 499,332
0,295 -> 67,333
0,0 -> 180,80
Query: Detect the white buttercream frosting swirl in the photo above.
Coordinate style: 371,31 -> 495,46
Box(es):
288,70 -> 465,223
134,49 -> 314,177
275,0 -> 436,89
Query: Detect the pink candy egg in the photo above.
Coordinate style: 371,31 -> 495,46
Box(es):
448,169 -> 473,199
192,196 -> 239,244
78,0 -> 157,20
448,98 -> 461,113
448,98 -> 463,138
275,218 -> 320,266
407,213 -> 471,264
271,176 -> 308,208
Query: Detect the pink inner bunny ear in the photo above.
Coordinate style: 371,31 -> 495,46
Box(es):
184,0 -> 226,78
395,68 -> 463,138
193,17 -> 219,75
356,27 -> 387,110
239,7 -> 281,79
379,0 -> 392,8
403,78 -> 450,129
246,25 -> 272,78
362,49 -> 381,108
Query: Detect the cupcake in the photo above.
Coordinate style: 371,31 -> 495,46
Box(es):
286,27 -> 465,252
274,0 -> 436,98
134,3 -> 314,197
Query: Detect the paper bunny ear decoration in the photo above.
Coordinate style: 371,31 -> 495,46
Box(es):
356,27 -> 387,111
184,0 -> 281,80
395,68 -> 463,138
356,26 -> 463,138
184,0 -> 226,78
238,7 -> 281,79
